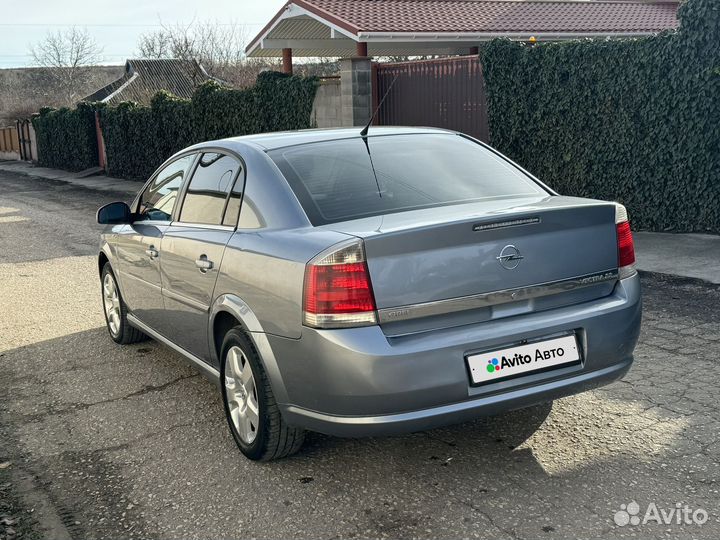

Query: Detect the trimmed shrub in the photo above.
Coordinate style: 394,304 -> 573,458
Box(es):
482,0 -> 720,233
101,72 -> 318,180
100,93 -> 193,181
32,102 -> 98,171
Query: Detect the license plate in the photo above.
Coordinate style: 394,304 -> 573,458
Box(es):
466,334 -> 581,385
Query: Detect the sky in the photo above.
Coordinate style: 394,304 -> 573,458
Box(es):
0,0 -> 287,68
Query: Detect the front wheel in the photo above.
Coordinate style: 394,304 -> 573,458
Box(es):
221,328 -> 305,461
101,263 -> 146,344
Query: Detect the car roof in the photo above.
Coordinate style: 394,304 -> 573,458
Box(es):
222,126 -> 457,151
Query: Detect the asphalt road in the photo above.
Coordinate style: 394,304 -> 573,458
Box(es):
1,170 -> 719,540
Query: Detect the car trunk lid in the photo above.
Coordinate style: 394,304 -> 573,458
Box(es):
323,196 -> 620,335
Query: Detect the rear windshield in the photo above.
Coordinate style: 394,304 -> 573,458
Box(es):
269,133 -> 546,225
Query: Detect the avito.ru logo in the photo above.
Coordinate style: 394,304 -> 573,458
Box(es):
613,501 -> 708,527
486,347 -> 566,374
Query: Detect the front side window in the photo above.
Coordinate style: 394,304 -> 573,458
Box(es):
137,154 -> 195,221
269,134 -> 546,225
179,153 -> 240,225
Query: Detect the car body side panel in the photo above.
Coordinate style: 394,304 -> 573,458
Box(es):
112,222 -> 168,331
215,228 -> 353,339
159,226 -> 234,361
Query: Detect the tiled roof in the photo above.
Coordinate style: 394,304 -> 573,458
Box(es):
83,59 -> 214,105
297,0 -> 680,34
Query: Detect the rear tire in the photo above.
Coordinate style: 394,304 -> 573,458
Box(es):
221,327 -> 305,461
101,263 -> 146,345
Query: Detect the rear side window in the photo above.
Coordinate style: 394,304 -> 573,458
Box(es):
269,134 -> 545,225
221,167 -> 246,227
179,153 -> 240,225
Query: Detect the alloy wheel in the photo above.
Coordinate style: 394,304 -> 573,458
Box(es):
103,272 -> 121,336
224,346 -> 259,444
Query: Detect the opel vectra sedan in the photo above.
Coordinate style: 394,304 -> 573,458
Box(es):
97,127 -> 641,461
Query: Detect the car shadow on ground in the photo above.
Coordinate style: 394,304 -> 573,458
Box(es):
301,401 -> 552,467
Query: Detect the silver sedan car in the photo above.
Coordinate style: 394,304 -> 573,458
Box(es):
97,127 -> 641,461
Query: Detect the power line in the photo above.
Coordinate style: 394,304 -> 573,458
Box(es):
0,22 -> 264,27
0,54 -> 134,57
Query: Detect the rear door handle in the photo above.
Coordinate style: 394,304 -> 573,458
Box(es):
145,247 -> 159,258
195,255 -> 214,272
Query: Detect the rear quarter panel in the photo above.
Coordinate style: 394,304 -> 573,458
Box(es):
215,228 -> 354,338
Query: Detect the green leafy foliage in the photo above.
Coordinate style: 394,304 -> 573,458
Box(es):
101,72 -> 318,180
482,0 -> 720,232
32,102 -> 99,171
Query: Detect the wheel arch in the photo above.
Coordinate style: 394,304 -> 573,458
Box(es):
209,294 -> 290,405
98,243 -> 127,299
98,251 -> 109,277
98,241 -> 116,276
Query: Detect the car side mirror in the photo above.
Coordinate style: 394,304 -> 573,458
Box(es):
97,201 -> 131,224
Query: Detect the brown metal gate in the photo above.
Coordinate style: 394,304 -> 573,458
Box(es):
374,55 -> 489,142
16,119 -> 36,161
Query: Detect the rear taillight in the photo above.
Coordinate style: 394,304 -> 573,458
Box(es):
615,204 -> 636,279
303,239 -> 377,328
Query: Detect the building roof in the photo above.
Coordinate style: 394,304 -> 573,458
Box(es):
83,59 -> 215,105
246,0 -> 680,57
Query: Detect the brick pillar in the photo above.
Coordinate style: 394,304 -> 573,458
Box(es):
282,48 -> 293,74
339,57 -> 372,127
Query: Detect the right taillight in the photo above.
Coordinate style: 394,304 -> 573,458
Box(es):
615,204 -> 636,279
303,239 -> 378,329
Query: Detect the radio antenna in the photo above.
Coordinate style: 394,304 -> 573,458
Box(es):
360,75 -> 398,137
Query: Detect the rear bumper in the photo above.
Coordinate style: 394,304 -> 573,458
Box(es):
268,274 -> 641,437
279,358 -> 631,437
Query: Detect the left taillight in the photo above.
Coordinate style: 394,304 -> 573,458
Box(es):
615,204 -> 636,279
303,239 -> 378,329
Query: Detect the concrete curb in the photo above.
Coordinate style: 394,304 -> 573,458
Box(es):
0,160 -> 142,194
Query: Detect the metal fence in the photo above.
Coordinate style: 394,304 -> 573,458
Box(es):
16,119 -> 37,161
374,55 -> 489,142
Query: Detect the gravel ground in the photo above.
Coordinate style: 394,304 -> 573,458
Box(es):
0,170 -> 718,540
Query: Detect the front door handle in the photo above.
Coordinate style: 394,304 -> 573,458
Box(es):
145,247 -> 159,259
195,255 -> 214,272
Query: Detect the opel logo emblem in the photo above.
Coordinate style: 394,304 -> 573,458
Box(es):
496,245 -> 523,270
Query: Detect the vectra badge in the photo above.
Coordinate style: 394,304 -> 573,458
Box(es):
496,245 -> 523,270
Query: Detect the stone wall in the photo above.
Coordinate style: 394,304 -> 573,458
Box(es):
310,77 -> 342,128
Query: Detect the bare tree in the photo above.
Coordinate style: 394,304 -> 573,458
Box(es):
30,27 -> 104,103
137,21 -> 342,88
137,21 -> 259,87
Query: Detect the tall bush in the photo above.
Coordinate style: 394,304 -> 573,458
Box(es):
32,102 -> 98,171
482,0 -> 720,233
101,72 -> 318,180
100,93 -> 193,181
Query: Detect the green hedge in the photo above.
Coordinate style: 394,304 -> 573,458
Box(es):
482,0 -> 720,233
32,102 -> 99,171
101,72 -> 318,180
